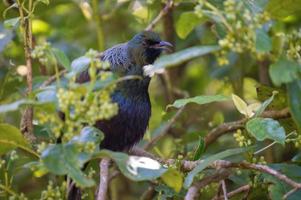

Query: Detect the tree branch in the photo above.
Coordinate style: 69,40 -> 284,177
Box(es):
96,158 -> 110,200
185,169 -> 231,200
204,108 -> 290,146
145,0 -> 174,31
221,180 -> 228,200
39,69 -> 67,88
17,0 -> 35,143
212,185 -> 251,200
143,106 -> 185,150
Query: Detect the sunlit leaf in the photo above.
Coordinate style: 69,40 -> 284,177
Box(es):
246,118 -> 286,145
161,168 -> 183,193
93,150 -> 167,181
0,123 -> 30,155
169,94 -> 229,109
287,80 -> 301,132
231,94 -> 249,117
176,12 -> 206,39
32,19 -> 50,34
184,147 -> 250,188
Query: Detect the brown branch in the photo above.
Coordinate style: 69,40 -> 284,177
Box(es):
283,188 -> 298,200
39,69 -> 67,88
145,0 -> 174,31
182,160 -> 301,199
17,0 -> 35,143
129,147 -> 162,161
204,108 -> 290,146
212,185 -> 251,200
141,186 -> 156,200
185,169 -> 231,200
221,180 -> 228,200
96,158 -> 110,200
143,106 -> 185,150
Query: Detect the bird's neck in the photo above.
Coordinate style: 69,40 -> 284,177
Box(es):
117,65 -> 151,98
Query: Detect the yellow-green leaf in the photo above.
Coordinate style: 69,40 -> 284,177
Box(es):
232,94 -> 249,117
161,168 -> 183,192
176,12 -> 206,39
0,123 -> 30,155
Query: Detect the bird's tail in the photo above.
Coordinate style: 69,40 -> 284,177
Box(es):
67,182 -> 82,200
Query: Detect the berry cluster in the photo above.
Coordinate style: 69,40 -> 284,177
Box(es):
233,129 -> 252,147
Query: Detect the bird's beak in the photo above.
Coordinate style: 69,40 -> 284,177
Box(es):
152,41 -> 173,52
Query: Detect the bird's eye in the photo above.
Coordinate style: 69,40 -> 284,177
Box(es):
145,39 -> 158,46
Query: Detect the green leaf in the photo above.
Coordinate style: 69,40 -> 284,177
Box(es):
38,0 -> 49,5
266,0 -> 301,19
0,99 -> 55,113
93,150 -> 167,181
41,127 -> 103,187
175,12 -> 205,39
256,84 -> 288,110
152,45 -> 220,71
184,147 -> 249,188
193,137 -> 205,161
168,94 -> 229,109
0,123 -> 30,155
4,17 -> 20,29
246,118 -> 286,145
287,80 -> 301,132
256,29 -> 272,53
161,168 -> 183,193
52,48 -> 71,71
255,92 -> 277,117
269,58 -> 301,86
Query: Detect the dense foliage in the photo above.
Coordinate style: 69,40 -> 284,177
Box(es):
0,0 -> 301,199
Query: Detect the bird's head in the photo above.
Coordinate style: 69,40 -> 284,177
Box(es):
127,31 -> 173,66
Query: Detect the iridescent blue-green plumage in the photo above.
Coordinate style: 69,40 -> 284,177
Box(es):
77,31 -> 172,151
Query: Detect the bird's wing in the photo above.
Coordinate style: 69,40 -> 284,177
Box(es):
102,43 -> 132,71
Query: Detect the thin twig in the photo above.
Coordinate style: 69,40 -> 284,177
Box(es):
145,0 -> 174,31
143,106 -> 185,150
185,169 -> 231,200
141,185 -> 156,200
283,187 -> 298,200
221,180 -> 228,200
39,69 -> 67,88
97,158 -> 110,200
212,185 -> 251,200
212,160 -> 301,190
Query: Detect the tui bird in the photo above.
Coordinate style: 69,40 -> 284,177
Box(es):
77,31 -> 173,151
67,31 -> 172,200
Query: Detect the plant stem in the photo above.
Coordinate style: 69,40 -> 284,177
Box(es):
92,0 -> 105,51
17,0 -> 35,143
